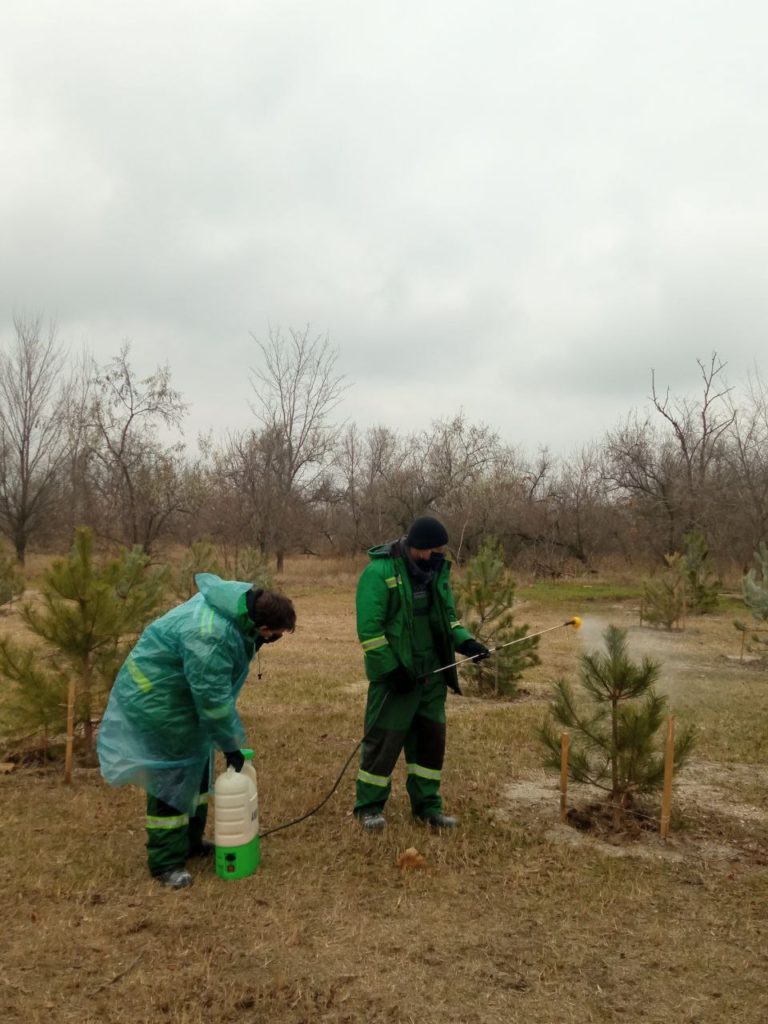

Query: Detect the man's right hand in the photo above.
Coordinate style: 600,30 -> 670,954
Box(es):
457,638 -> 491,662
224,749 -> 245,772
381,665 -> 417,694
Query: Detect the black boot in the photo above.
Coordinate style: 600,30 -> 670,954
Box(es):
416,813 -> 459,829
156,868 -> 193,889
189,839 -> 215,859
358,813 -> 386,831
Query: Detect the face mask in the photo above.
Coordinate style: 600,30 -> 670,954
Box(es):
415,553 -> 444,572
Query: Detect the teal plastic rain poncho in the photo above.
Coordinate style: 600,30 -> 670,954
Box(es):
97,574 -> 263,814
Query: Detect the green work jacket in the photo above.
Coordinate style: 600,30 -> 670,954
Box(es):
356,541 -> 472,692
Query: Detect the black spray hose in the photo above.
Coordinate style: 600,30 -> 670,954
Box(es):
258,692 -> 390,838
258,617 -> 582,839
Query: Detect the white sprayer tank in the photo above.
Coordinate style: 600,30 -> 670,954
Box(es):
214,749 -> 260,879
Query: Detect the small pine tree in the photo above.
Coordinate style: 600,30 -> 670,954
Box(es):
233,546 -> 274,590
734,541 -> 768,657
0,553 -> 24,612
642,532 -> 720,629
681,529 -> 720,614
454,537 -> 539,697
0,642 -> 68,760
641,553 -> 686,630
540,625 -> 695,829
170,538 -> 224,601
0,528 -> 168,775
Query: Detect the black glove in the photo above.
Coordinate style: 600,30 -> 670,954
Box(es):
457,639 -> 491,662
224,749 -> 245,772
380,665 -> 417,694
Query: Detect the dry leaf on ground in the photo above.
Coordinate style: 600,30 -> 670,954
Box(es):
397,846 -> 427,871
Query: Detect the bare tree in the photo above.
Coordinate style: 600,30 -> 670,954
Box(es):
604,354 -> 735,556
351,415 -> 502,543
725,368 -> 768,562
58,349 -> 97,540
0,315 -> 68,562
333,423 -> 368,551
649,353 -> 735,525
203,426 -> 286,555
249,325 -> 348,571
88,344 -> 188,552
603,415 -> 682,554
548,444 -> 612,566
330,423 -> 409,551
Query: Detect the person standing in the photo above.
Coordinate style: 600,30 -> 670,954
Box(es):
354,517 -> 489,830
97,573 -> 296,888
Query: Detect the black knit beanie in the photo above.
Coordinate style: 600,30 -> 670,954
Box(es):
405,516 -> 449,549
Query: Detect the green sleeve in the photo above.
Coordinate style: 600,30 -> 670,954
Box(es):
183,631 -> 247,752
445,583 -> 473,647
356,564 -> 399,681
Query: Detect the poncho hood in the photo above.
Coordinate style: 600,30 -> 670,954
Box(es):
194,572 -> 252,624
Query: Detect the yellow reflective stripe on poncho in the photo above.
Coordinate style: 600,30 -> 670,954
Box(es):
127,656 -> 153,693
200,606 -> 216,636
361,635 -> 388,652
384,575 -> 400,589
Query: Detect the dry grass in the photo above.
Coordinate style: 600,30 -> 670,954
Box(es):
2,565 -> 768,1023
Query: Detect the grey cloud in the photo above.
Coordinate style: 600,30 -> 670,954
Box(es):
2,2 -> 768,453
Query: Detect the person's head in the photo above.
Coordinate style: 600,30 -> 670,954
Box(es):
405,516 -> 449,569
245,588 -> 297,641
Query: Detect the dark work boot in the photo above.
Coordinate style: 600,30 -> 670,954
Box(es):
416,813 -> 459,830
358,813 -> 386,831
189,839 -> 215,859
156,868 -> 193,889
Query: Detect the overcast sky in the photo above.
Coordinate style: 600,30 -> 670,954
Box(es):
2,1 -> 767,453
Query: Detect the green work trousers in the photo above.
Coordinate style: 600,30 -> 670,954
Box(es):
354,674 -> 447,819
146,765 -> 210,876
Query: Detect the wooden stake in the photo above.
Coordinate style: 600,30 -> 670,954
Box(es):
560,732 -> 569,822
64,676 -> 76,785
660,715 -> 675,839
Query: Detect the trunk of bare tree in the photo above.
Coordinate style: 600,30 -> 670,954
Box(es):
13,530 -> 27,565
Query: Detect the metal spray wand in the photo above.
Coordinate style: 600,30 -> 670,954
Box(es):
433,616 -> 582,675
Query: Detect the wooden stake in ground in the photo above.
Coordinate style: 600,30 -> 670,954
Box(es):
64,676 -> 76,784
560,732 -> 569,822
660,715 -> 675,839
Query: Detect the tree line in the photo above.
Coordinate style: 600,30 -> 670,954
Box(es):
2,313 -> 767,574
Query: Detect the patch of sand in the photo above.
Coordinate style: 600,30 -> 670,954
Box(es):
497,762 -> 768,863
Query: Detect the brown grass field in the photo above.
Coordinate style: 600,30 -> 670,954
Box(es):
2,557 -> 768,1023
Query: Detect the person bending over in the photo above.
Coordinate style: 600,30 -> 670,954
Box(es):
97,573 -> 296,888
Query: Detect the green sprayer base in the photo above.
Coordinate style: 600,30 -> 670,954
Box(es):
215,835 -> 260,879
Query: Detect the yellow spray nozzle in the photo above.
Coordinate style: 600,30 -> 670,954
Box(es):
567,616 -> 582,630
